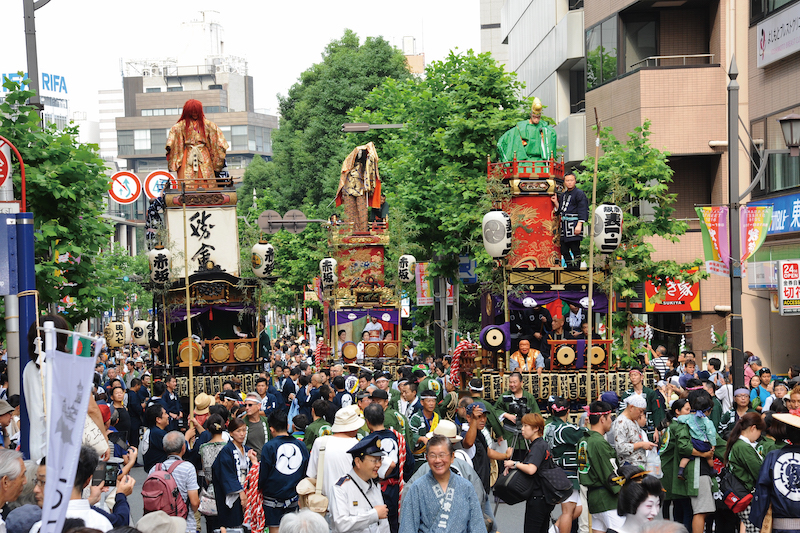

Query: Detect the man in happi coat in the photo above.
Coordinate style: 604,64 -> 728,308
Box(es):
166,99 -> 229,189
399,434 -> 485,533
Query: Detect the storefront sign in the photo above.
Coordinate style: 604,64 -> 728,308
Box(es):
778,259 -> 800,315
644,270 -> 700,313
757,2 -> 800,68
749,192 -> 800,235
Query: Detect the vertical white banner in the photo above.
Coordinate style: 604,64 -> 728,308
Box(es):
308,325 -> 317,351
40,340 -> 101,533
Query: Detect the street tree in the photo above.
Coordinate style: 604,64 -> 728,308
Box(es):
580,120 -> 706,363
0,78 -> 117,324
269,29 -> 411,213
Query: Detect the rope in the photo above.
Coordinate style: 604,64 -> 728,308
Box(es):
17,289 -> 43,414
635,314 -> 741,337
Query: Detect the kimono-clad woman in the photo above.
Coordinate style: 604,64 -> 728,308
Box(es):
212,417 -> 258,528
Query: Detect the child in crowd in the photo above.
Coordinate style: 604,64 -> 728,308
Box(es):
292,414 -> 308,441
676,394 -> 715,480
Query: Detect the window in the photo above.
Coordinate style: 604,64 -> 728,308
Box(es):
151,129 -> 167,153
231,125 -> 248,151
624,14 -> 658,72
167,86 -> 183,92
570,70 -> 586,114
118,130 -> 134,155
145,87 -> 161,93
586,16 -> 618,90
134,129 -> 151,153
752,0 -> 799,25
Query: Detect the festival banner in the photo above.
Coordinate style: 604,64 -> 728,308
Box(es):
40,336 -> 102,533
415,262 -> 434,306
695,206 -> 730,277
740,205 -> 773,263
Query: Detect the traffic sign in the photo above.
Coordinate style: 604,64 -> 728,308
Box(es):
109,171 -> 142,204
0,142 -> 10,188
144,170 -> 174,200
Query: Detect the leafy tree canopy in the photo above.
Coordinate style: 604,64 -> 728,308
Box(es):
269,29 -> 411,213
348,49 -> 526,278
0,78 -> 116,324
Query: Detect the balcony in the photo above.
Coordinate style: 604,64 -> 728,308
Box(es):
630,53 -> 715,69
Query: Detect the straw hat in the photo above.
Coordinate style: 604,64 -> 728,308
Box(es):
426,419 -> 463,443
137,511 -> 186,533
331,405 -> 365,433
774,413 -> 800,430
194,393 -> 214,415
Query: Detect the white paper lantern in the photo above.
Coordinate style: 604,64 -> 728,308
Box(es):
320,258 -> 338,289
482,211 -> 512,258
593,204 -> 623,253
104,321 -> 131,348
147,245 -> 171,284
132,320 -> 150,346
251,240 -> 275,279
398,254 -> 416,282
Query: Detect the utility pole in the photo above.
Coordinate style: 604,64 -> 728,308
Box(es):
23,0 -> 52,117
728,56 -> 745,391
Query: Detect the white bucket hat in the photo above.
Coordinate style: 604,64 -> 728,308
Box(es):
331,405 -> 365,433
426,419 -> 463,443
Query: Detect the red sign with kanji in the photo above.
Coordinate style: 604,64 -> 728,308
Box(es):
644,269 -> 700,313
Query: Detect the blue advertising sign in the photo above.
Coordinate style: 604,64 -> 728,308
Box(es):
0,214 -> 18,296
750,192 -> 800,235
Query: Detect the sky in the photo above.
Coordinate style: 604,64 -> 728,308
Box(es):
1,0 -> 481,121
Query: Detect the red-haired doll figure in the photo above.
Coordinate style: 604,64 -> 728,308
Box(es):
166,99 -> 229,189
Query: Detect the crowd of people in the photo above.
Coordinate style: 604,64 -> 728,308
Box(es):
1,332 -> 800,533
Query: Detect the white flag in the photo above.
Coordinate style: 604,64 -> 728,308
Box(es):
39,339 -> 101,533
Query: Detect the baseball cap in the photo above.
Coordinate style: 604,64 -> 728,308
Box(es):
0,400 -> 13,416
747,355 -> 762,366
465,401 -> 486,416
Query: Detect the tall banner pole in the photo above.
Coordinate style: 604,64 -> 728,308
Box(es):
181,182 -> 195,415
586,109 -> 601,405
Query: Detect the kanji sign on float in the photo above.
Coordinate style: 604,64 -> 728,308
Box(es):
778,260 -> 800,315
644,269 -> 700,313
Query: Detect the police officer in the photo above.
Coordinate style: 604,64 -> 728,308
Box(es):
330,433 -> 390,533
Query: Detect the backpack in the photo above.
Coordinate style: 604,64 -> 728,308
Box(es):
539,451 -> 574,506
142,461 -> 188,518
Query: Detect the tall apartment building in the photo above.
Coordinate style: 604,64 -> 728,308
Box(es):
501,0 -> 586,166
98,89 -> 124,167
481,0 -> 509,68
110,11 -> 278,256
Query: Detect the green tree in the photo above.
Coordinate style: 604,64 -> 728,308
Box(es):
348,50 -> 525,279
94,245 -> 153,316
0,78 -> 116,324
580,120 -> 706,363
236,155 -> 278,216
269,29 -> 411,213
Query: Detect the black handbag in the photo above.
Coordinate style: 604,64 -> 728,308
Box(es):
493,467 -> 535,505
539,455 -> 574,506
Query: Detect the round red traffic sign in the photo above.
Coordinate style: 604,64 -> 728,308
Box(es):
144,171 -> 175,200
109,171 -> 142,204
0,144 -> 10,188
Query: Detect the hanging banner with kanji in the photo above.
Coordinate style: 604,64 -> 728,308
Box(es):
415,262 -> 434,306
644,269 -> 701,313
695,206 -> 729,277
166,206 -> 240,277
740,205 -> 773,263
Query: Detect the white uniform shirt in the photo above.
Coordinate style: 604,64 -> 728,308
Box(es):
330,468 -> 390,533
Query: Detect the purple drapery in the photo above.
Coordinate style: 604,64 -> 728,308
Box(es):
328,309 -> 399,325
169,305 -> 256,324
482,290 -> 609,328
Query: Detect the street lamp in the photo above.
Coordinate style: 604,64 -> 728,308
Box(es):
341,123 -> 404,133
778,113 -> 800,157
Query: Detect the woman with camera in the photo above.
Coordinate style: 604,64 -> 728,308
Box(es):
502,412 -> 553,533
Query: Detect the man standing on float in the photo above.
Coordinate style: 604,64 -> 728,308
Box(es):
552,172 -> 588,268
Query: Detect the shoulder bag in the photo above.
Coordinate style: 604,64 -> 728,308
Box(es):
297,438 -> 329,515
719,468 -> 752,514
493,467 -> 535,505
538,452 -> 573,506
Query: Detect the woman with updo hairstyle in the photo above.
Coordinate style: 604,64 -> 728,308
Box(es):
199,413 -> 227,532
609,465 -> 664,533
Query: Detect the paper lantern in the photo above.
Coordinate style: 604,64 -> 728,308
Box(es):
132,320 -> 151,346
482,211 -> 512,258
320,258 -> 338,289
398,255 -> 416,283
251,240 -> 275,279
104,321 -> 131,348
593,204 -> 623,253
147,244 -> 171,284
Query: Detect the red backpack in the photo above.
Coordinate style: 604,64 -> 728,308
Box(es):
141,461 -> 188,518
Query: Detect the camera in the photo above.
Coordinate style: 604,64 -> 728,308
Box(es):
104,458 -> 124,487
501,394 -> 529,430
